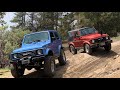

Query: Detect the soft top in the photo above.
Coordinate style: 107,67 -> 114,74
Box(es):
68,27 -> 92,32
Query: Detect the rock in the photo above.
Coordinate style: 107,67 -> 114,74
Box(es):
113,55 -> 119,59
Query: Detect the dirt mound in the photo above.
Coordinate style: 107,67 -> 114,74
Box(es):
1,40 -> 120,78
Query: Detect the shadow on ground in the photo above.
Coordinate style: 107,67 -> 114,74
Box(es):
73,49 -> 118,76
53,60 -> 70,78
91,48 -> 118,58
20,60 -> 69,78
21,69 -> 44,78
80,47 -> 118,58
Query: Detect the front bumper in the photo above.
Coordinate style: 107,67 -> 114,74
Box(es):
90,40 -> 112,48
10,55 -> 45,65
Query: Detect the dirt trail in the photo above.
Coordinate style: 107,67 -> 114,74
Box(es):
1,40 -> 120,78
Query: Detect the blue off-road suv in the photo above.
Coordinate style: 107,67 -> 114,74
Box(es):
9,30 -> 66,78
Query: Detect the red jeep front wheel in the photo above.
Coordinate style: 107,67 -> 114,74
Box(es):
84,44 -> 92,54
69,45 -> 77,55
104,43 -> 111,52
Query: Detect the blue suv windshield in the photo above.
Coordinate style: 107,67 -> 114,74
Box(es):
23,32 -> 49,44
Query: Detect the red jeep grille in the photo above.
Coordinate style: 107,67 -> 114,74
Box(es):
95,37 -> 106,43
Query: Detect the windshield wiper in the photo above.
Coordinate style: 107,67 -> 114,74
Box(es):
34,40 -> 41,42
26,40 -> 41,44
27,41 -> 33,44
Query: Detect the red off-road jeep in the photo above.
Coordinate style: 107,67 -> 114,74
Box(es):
68,27 -> 112,55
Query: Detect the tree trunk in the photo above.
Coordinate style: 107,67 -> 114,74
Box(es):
0,42 -> 4,64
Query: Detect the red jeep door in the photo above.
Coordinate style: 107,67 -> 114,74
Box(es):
78,36 -> 84,47
73,31 -> 80,47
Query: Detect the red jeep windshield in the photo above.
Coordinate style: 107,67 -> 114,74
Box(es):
80,28 -> 97,36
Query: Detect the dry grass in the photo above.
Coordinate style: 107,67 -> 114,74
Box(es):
112,36 -> 120,42
0,68 -> 10,74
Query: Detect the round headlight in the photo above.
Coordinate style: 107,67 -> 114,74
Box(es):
91,40 -> 95,43
37,49 -> 42,55
13,54 -> 17,59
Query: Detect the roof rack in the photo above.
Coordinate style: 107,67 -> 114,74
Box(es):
68,27 -> 91,32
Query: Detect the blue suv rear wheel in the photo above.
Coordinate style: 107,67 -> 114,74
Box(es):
58,49 -> 66,65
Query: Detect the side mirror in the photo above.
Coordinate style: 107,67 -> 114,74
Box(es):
76,35 -> 80,38
74,34 -> 80,38
20,43 -> 22,46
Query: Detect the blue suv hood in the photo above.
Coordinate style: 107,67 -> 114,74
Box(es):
13,41 -> 49,53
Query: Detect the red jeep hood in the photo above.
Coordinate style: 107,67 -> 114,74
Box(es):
81,33 -> 108,40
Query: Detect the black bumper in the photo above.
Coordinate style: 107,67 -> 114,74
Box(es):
91,40 -> 112,48
10,55 -> 45,64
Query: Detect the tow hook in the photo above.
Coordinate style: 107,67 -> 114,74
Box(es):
18,66 -> 22,69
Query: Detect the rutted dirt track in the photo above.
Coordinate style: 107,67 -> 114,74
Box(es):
1,40 -> 120,78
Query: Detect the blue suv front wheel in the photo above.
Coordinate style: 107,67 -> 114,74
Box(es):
44,56 -> 56,77
10,63 -> 25,78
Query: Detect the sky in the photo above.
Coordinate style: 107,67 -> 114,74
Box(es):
3,12 -> 15,30
3,12 -> 70,30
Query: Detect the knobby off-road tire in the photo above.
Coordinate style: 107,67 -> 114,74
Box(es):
10,64 -> 25,78
104,43 -> 111,52
44,56 -> 56,77
84,44 -> 92,54
58,49 -> 66,66
69,45 -> 77,55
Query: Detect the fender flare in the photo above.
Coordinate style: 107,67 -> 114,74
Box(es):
83,41 -> 91,47
68,42 -> 75,48
58,45 -> 62,56
45,48 -> 54,56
